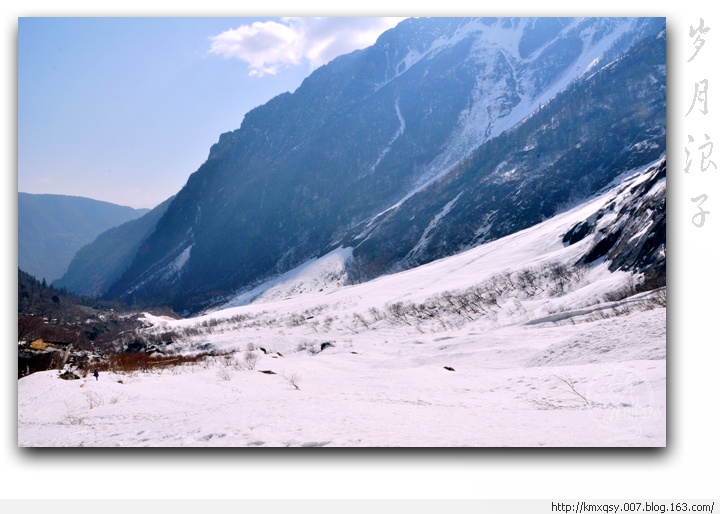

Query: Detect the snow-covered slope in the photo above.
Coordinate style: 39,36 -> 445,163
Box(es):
18,159 -> 666,447
218,247 -> 354,309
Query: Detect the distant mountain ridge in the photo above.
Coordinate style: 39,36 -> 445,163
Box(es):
53,196 -> 174,297
18,193 -> 149,283
67,17 -> 664,314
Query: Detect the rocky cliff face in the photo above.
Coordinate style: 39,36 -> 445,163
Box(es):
93,17 -> 664,313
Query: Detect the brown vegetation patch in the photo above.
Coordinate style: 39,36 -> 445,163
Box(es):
94,352 -> 213,374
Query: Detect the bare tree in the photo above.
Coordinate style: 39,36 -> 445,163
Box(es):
555,374 -> 589,405
284,372 -> 301,390
243,351 -> 259,371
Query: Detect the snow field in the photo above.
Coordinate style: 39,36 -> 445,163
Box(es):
18,307 -> 665,447
18,162 -> 665,447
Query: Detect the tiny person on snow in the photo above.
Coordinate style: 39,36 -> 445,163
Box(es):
93,370 -> 99,381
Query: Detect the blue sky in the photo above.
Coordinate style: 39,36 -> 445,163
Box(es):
18,17 -> 404,209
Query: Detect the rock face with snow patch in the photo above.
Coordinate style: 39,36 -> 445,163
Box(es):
96,17 -> 665,313
572,158 -> 666,282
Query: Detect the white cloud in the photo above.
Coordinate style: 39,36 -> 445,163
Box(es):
209,17 -> 406,77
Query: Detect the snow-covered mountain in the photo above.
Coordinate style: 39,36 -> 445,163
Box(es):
69,17 -> 667,314
18,157 -> 666,447
344,26 -> 666,279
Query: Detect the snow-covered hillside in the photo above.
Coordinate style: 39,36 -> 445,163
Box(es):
18,159 -> 666,447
